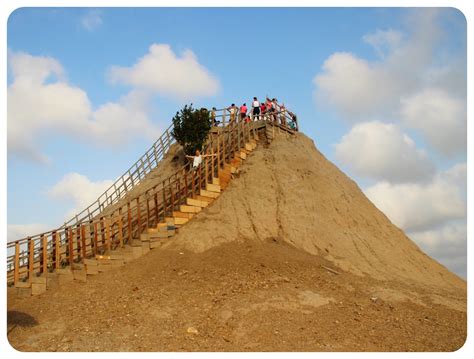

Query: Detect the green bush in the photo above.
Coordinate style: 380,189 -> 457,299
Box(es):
171,104 -> 211,155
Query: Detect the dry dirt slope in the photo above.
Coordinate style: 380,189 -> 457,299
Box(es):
7,132 -> 466,352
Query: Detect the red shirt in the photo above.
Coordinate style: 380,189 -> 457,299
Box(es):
240,105 -> 247,114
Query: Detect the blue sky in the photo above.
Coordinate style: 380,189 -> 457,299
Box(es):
6,7 -> 467,277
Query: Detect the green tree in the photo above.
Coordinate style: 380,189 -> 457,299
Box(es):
171,104 -> 211,155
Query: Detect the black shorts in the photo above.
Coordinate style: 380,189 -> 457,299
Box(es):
253,107 -> 260,115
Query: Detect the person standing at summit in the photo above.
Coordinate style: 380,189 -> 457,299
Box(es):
252,97 -> 260,121
239,103 -> 247,122
227,103 -> 237,123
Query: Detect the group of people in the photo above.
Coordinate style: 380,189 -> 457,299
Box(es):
210,97 -> 297,130
188,97 -> 297,172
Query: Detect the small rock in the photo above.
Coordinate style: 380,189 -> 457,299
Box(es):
187,327 -> 199,334
370,297 -> 378,303
178,270 -> 188,276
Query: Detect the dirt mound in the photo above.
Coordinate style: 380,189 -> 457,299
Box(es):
7,131 -> 466,352
7,239 -> 466,351
167,133 -> 465,292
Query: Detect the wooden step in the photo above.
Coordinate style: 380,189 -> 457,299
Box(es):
165,217 -> 175,225
180,205 -> 202,213
186,198 -> 209,208
194,195 -> 214,203
239,151 -> 247,159
200,189 -> 220,198
212,177 -> 220,185
245,143 -> 253,151
206,183 -> 221,193
149,230 -> 175,239
174,217 -> 189,225
173,211 -> 194,219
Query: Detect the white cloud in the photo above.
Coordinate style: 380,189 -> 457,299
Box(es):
400,88 -> 466,156
108,43 -> 220,101
81,10 -> 102,31
46,172 -> 113,219
8,51 -> 161,162
313,9 -> 466,156
362,29 -> 403,58
364,163 -> 466,232
313,52 -> 395,118
8,223 -> 51,242
335,121 -> 434,182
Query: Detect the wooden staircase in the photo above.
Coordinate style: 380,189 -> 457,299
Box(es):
7,101 -> 294,298
11,133 -> 260,298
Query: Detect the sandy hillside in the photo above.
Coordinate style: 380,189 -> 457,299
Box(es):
169,133 -> 465,292
7,131 -> 466,352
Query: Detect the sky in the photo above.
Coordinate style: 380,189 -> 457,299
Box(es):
6,7 -> 467,278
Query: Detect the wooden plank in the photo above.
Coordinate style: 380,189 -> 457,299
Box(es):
172,211 -> 193,219
194,195 -> 214,203
180,205 -> 201,213
186,198 -> 208,208
206,183 -> 221,193
14,242 -> 20,286
174,217 -> 189,225
200,189 -> 220,198
212,177 -> 220,185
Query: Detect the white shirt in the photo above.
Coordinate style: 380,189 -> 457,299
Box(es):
253,100 -> 260,108
193,155 -> 202,168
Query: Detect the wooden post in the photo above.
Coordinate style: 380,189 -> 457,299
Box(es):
68,227 -> 74,266
170,181 -> 175,212
28,237 -> 34,283
184,168 -> 189,198
146,192 -> 150,228
217,134 -> 221,176
205,148 -> 209,184
93,222 -> 98,256
14,242 -> 20,285
105,218 -> 110,250
191,170 -> 195,197
153,193 -> 159,225
118,216 -> 124,248
137,197 -> 141,233
41,234 -> 48,275
127,202 -> 132,242
54,232 -> 60,269
211,140 -> 216,178
76,225 -> 82,260
162,182 -> 167,217
81,225 -> 86,260
105,219 -> 111,251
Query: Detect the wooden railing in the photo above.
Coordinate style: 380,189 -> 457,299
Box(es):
7,102 -> 298,286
